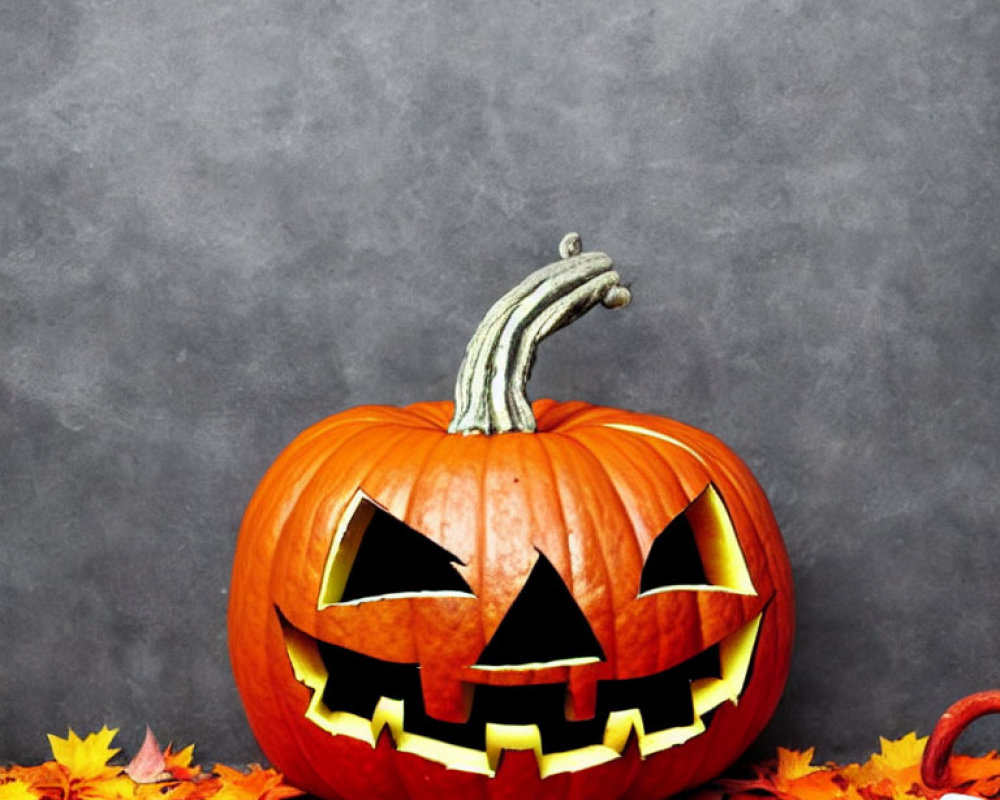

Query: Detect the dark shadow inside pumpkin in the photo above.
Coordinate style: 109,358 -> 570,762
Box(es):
640,509 -> 709,591
334,500 -> 474,602
280,608 -> 738,755
473,551 -> 606,668
322,638 -> 720,752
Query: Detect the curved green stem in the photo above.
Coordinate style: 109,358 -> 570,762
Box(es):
449,233 -> 630,435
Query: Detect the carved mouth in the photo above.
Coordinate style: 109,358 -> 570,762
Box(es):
280,611 -> 762,777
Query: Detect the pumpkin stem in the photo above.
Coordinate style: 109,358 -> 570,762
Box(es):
448,233 -> 630,435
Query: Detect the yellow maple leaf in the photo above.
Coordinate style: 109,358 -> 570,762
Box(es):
163,745 -> 199,781
875,732 -> 927,771
775,748 -> 823,783
0,781 -> 40,800
47,728 -> 123,784
840,732 -> 926,797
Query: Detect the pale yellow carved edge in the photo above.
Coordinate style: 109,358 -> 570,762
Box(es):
469,655 -> 602,672
282,612 -> 763,777
317,489 -> 474,609
317,490 -> 372,609
602,423 -> 757,597
689,483 -> 757,595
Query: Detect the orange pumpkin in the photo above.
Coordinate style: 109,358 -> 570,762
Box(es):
228,234 -> 795,800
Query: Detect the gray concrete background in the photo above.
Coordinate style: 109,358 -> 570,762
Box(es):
2,0 -> 998,773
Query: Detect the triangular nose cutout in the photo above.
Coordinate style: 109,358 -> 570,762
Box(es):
473,552 -> 605,669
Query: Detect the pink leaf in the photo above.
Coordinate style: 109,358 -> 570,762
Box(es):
125,726 -> 168,783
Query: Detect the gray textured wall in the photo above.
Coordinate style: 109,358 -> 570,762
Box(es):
2,0 -> 998,774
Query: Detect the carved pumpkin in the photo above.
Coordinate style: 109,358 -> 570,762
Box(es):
228,234 -> 795,800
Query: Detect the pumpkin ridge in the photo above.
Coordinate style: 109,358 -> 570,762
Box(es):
240,416 -> 387,535
618,420 -> 784,609
399,426 -> 454,525
565,425 -> 774,654
475,431 -> 494,667
240,422 -> 400,643
304,404 -> 446,433
398,428 -> 463,706
592,424 -> 709,513
552,432 -> 649,674
307,426 -> 453,660
261,605 -> 331,795
557,426 -> 670,570
596,423 -> 779,612
534,433 -> 620,686
526,433 -> 572,578
273,424 -> 419,636
399,400 -> 454,430
274,425 -> 400,605
558,425 -> 699,676
531,400 -> 600,433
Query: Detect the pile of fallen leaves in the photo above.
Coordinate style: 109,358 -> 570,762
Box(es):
695,732 -> 1000,800
3,727 -> 999,800
0,727 -> 301,800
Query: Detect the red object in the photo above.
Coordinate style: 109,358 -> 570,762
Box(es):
228,239 -> 795,800
921,690 -> 1000,788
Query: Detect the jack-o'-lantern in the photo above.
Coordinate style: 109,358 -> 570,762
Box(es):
228,234 -> 795,800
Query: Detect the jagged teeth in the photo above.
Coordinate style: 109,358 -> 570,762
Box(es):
485,724 -> 543,772
284,612 -> 763,777
369,696 -> 404,742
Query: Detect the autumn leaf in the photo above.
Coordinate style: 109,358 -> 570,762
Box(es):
843,732 -> 927,797
44,727 -> 139,800
162,745 -> 200,783
709,731 -> 1000,800
7,723 -> 997,800
125,729 -> 167,784
47,728 -> 123,785
946,751 -> 1000,797
134,780 -> 218,800
4,761 -> 69,800
718,747 -> 866,800
208,766 -> 301,800
0,780 -> 40,800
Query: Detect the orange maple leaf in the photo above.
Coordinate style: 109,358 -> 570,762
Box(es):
4,761 -> 69,800
162,745 -> 200,783
134,779 -> 218,800
767,748 -> 863,800
945,751 -> 1000,797
208,766 -> 301,800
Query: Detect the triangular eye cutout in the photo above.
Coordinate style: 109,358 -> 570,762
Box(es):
639,511 -> 708,593
318,493 -> 474,607
638,484 -> 757,597
473,552 -> 605,670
